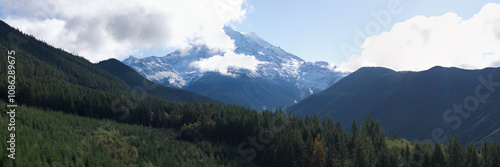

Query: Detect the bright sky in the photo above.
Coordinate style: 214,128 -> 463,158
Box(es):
1,0 -> 499,72
236,0 -> 498,68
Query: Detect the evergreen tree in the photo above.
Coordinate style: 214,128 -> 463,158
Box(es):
492,143 -> 500,167
431,143 -> 446,167
351,120 -> 359,136
388,154 -> 398,167
310,134 -> 327,167
446,136 -> 465,167
465,142 -> 479,167
481,142 -> 491,167
335,130 -> 349,167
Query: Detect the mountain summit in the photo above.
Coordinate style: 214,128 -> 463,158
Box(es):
123,27 -> 347,109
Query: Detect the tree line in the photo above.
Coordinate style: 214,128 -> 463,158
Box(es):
2,99 -> 500,166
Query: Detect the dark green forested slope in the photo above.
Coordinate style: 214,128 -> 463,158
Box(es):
3,101 -> 500,167
0,101 -> 235,167
97,58 -> 220,104
0,21 -> 130,93
0,19 -> 215,124
2,19 -> 500,167
288,66 -> 500,144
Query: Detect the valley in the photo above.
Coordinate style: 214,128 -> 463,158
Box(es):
1,9 -> 500,166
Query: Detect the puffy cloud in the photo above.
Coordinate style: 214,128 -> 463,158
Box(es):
0,0 -> 247,62
337,3 -> 500,72
190,51 -> 265,76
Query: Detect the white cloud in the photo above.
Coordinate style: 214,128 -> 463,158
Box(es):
337,3 -> 500,72
0,0 -> 247,62
190,51 -> 264,76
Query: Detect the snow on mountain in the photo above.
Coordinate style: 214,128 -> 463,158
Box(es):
123,27 -> 348,105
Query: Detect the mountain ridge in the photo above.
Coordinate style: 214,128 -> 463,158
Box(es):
3,19 -> 500,167
287,65 -> 500,144
124,27 -> 347,109
96,58 -> 220,104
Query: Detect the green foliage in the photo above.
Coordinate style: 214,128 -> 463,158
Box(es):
1,20 -> 500,167
288,66 -> 500,144
0,102 -> 227,167
92,128 -> 139,167
310,134 -> 326,167
465,142 -> 479,167
447,136 -> 465,167
431,142 -> 446,167
1,101 -> 500,166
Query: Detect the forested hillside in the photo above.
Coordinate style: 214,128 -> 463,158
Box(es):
1,19 -> 500,167
288,66 -> 500,144
0,20 -> 213,125
2,100 -> 500,166
0,101 -> 234,166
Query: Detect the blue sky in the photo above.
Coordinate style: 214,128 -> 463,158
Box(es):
1,0 -> 500,72
234,0 -> 496,66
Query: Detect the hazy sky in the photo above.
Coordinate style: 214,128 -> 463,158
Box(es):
1,0 -> 499,72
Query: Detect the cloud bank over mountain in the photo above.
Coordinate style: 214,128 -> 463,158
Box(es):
338,3 -> 500,72
190,51 -> 265,76
1,0 -> 248,62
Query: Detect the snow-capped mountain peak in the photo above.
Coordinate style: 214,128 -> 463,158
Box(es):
123,27 -> 347,109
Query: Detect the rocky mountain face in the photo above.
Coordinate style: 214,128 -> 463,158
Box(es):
123,27 -> 347,109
